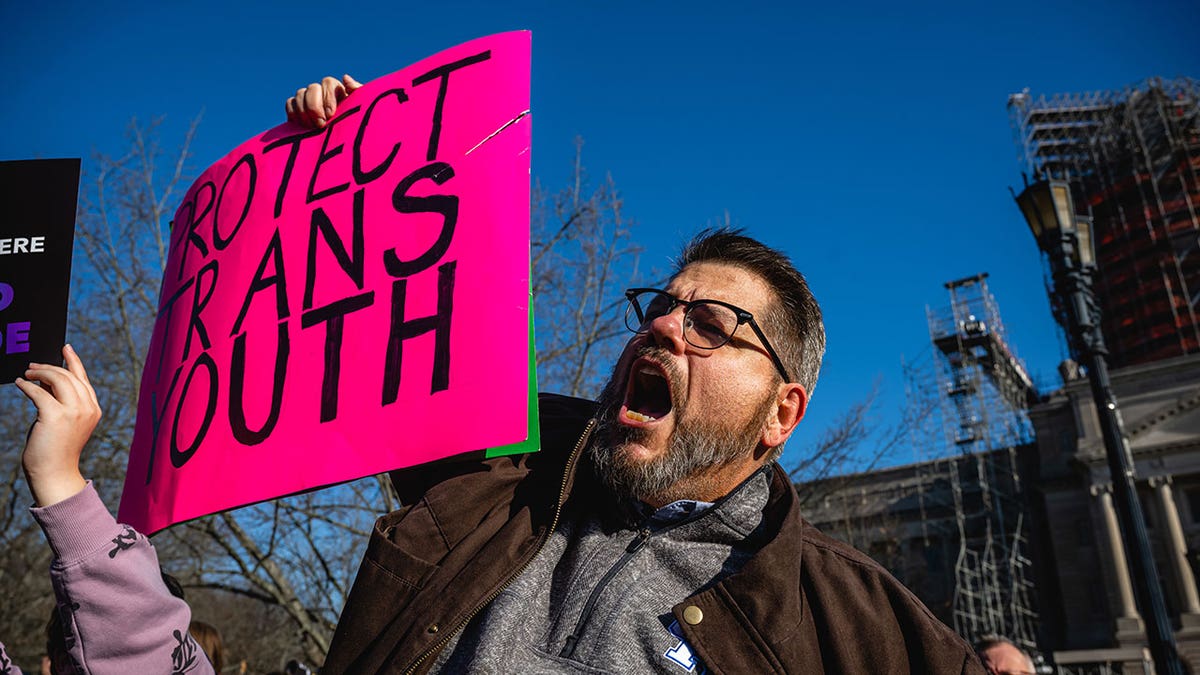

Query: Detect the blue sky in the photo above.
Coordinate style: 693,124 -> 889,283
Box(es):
3,0 -> 1197,471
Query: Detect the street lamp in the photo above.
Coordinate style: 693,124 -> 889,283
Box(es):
1014,178 -> 1184,675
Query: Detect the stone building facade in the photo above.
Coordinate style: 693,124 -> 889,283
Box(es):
798,352 -> 1200,671
1027,352 -> 1200,670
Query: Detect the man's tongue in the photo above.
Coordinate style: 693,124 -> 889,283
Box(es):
626,366 -> 672,422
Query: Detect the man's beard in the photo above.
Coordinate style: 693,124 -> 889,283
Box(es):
590,346 -> 774,505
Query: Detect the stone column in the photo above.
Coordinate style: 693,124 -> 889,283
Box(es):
1091,482 -> 1145,643
1149,476 -> 1200,617
1149,473 -> 1200,675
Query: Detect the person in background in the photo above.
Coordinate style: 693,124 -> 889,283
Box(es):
188,622 -> 227,674
976,635 -> 1037,675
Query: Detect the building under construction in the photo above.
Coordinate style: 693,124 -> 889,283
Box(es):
1007,77 -> 1200,368
803,274 -> 1042,651
1009,78 -> 1200,674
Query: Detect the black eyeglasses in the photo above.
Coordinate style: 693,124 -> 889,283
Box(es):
623,288 -> 792,383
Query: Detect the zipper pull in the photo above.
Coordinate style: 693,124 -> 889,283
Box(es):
626,527 -> 651,553
560,634 -> 579,658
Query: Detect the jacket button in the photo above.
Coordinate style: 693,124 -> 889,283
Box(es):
683,605 -> 703,625
427,624 -> 439,634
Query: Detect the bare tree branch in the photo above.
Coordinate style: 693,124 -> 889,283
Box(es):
790,380 -> 936,510
532,139 -> 643,398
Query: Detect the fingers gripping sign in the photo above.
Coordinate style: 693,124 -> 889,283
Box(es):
286,74 -> 363,129
14,344 -> 100,507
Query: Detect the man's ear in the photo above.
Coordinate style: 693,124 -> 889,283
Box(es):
762,382 -> 807,450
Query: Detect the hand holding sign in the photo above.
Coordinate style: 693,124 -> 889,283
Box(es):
14,345 -> 97,508
120,32 -> 533,533
286,75 -> 364,128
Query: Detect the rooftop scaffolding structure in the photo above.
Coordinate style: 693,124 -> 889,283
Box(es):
908,274 -> 1040,650
1008,78 -> 1200,369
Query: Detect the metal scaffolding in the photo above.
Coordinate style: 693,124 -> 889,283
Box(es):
1008,78 -> 1200,369
907,274 -> 1040,650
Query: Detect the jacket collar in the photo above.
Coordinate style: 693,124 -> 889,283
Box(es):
688,462 -> 807,640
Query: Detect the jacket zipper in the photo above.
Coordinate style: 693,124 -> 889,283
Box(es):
558,526 -> 652,659
401,418 -> 597,675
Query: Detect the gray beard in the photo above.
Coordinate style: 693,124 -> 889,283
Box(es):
590,346 -> 772,504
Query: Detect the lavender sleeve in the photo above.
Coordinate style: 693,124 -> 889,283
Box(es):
0,640 -> 18,674
31,483 -> 215,675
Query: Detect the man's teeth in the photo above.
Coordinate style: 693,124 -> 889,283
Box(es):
626,410 -> 656,422
638,365 -> 664,378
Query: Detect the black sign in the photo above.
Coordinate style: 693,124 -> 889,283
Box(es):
0,159 -> 80,381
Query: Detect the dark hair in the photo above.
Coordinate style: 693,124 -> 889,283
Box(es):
675,228 -> 825,396
46,606 -> 71,675
161,571 -> 186,599
974,634 -> 1020,653
975,634 -> 1035,670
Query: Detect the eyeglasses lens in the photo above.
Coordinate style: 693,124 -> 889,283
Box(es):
626,291 -> 738,349
684,303 -> 737,348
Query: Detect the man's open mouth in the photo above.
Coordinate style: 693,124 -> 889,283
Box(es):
622,359 -> 673,424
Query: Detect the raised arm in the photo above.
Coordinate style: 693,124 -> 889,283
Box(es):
16,346 -> 215,675
285,74 -> 363,129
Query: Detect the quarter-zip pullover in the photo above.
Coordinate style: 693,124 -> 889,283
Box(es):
431,467 -> 772,673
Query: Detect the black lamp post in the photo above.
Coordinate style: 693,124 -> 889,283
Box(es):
1014,179 -> 1183,675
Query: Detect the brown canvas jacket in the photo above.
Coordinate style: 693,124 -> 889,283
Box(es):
323,394 -> 985,675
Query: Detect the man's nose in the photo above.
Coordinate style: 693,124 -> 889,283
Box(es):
646,307 -> 688,354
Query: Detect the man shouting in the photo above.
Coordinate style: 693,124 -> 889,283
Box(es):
292,76 -> 982,675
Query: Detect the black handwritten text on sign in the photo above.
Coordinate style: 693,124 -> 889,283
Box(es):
120,32 -> 532,534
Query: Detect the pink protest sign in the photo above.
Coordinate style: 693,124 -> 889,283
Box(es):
119,32 -> 532,533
